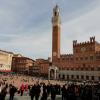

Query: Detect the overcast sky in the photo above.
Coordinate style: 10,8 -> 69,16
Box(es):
0,0 -> 100,59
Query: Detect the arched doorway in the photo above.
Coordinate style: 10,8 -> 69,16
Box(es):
50,69 -> 55,79
48,65 -> 59,80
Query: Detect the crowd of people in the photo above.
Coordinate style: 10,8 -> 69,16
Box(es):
0,74 -> 100,100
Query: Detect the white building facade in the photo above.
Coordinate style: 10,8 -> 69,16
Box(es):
0,50 -> 13,72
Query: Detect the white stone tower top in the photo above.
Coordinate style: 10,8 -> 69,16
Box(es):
52,5 -> 61,26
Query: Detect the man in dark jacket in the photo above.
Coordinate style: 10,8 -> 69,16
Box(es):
9,84 -> 17,100
51,85 -> 56,100
34,83 -> 41,100
61,85 -> 68,100
41,84 -> 47,100
0,84 -> 8,100
30,85 -> 35,100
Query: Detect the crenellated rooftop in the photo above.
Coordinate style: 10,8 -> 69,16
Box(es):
73,36 -> 96,47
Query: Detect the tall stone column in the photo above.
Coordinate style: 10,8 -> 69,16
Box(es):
48,68 -> 50,80
54,69 -> 56,80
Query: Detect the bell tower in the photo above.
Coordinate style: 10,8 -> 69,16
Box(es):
52,5 -> 61,62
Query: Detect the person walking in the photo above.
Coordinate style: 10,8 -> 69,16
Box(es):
0,84 -> 8,100
9,84 -> 17,100
25,84 -> 28,95
41,84 -> 47,100
61,85 -> 68,100
30,85 -> 35,100
0,84 -> 2,100
20,84 -> 24,96
51,85 -> 56,100
34,83 -> 41,100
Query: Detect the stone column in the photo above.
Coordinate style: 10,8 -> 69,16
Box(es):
48,68 -> 50,80
54,69 -> 56,80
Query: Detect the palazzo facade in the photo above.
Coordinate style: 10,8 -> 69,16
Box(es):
49,5 -> 100,81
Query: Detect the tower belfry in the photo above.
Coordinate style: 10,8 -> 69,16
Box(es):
52,5 -> 61,62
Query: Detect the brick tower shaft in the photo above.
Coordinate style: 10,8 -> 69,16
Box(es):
52,5 -> 61,62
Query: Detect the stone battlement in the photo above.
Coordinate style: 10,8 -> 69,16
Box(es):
73,36 -> 95,47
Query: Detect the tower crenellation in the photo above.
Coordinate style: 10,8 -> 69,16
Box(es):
90,36 -> 95,43
73,40 -> 77,46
